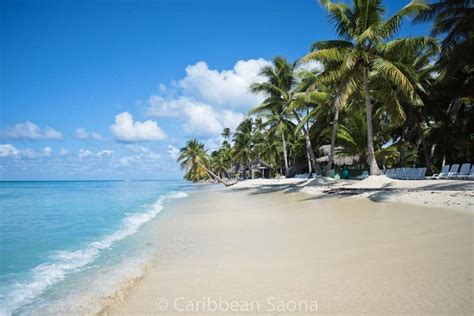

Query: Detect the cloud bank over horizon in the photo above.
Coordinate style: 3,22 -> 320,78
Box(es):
0,58 -> 274,179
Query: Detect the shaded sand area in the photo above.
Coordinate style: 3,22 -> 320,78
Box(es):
234,176 -> 474,212
109,185 -> 473,315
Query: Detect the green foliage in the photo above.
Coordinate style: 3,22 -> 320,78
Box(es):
177,139 -> 210,182
178,0 -> 473,180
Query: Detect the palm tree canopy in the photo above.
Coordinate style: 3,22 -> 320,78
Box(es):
303,0 -> 434,109
177,139 -> 210,182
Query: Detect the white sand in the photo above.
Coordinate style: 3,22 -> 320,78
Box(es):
233,176 -> 474,212
109,185 -> 473,315
301,176 -> 474,212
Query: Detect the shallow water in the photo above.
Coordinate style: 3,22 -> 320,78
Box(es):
0,180 -> 191,315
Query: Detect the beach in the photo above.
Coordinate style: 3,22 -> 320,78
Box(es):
109,179 -> 473,315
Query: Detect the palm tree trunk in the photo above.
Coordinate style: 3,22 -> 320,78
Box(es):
399,127 -> 406,166
306,150 -> 312,174
417,123 -> 432,174
292,110 -> 317,176
363,66 -> 382,175
281,133 -> 289,177
202,164 -> 235,187
326,107 -> 339,176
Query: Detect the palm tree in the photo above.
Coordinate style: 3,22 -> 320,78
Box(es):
250,101 -> 295,177
386,43 -> 439,173
303,0 -> 433,175
415,0 -> 473,169
178,139 -> 234,186
415,0 -> 473,77
250,56 -> 316,177
232,119 -> 254,179
177,139 -> 210,182
294,69 -> 333,174
210,150 -> 229,179
221,127 -> 232,141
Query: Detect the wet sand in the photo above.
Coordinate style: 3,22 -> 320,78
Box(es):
109,185 -> 473,315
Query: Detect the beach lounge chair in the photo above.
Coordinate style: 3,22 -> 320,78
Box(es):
442,164 -> 459,179
467,166 -> 474,180
406,168 -> 418,180
451,163 -> 471,179
355,170 -> 369,179
429,165 -> 450,179
414,167 -> 427,180
397,167 -> 408,179
399,168 -> 410,179
391,168 -> 400,179
385,169 -> 394,178
393,168 -> 402,179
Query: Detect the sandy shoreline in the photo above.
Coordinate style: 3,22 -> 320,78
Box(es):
108,181 -> 473,315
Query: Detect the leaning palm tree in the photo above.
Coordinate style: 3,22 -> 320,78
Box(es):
178,139 -> 235,186
250,56 -> 317,177
177,139 -> 210,182
302,0 -> 434,175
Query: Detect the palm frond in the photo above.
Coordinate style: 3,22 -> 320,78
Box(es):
372,57 -> 415,97
379,0 -> 428,39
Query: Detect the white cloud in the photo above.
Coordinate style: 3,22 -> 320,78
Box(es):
148,152 -> 160,160
126,144 -> 152,154
181,101 -> 224,135
148,96 -> 243,137
147,95 -> 183,117
0,145 -> 43,159
296,60 -> 324,73
75,128 -> 104,140
0,144 -> 20,157
220,110 -> 245,131
21,149 -> 37,159
145,59 -> 266,137
182,101 -> 243,136
205,137 -> 224,151
125,145 -> 160,160
167,145 -> 180,160
42,146 -> 53,156
75,128 -> 88,140
178,59 -> 269,108
90,132 -> 103,140
117,156 -> 139,167
78,149 -> 92,158
59,148 -> 69,156
110,112 -> 167,142
97,150 -> 114,157
1,121 -> 62,140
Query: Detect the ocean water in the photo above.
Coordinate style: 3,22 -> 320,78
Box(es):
0,180 -> 191,315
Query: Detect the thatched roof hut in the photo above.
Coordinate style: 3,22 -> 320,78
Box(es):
316,145 -> 360,166
227,159 -> 274,178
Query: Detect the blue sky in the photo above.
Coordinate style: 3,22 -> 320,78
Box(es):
0,0 -> 430,180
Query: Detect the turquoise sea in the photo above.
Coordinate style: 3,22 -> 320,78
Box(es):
0,180 -> 190,315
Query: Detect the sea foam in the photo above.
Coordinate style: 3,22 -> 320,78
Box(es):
1,190 -> 188,315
